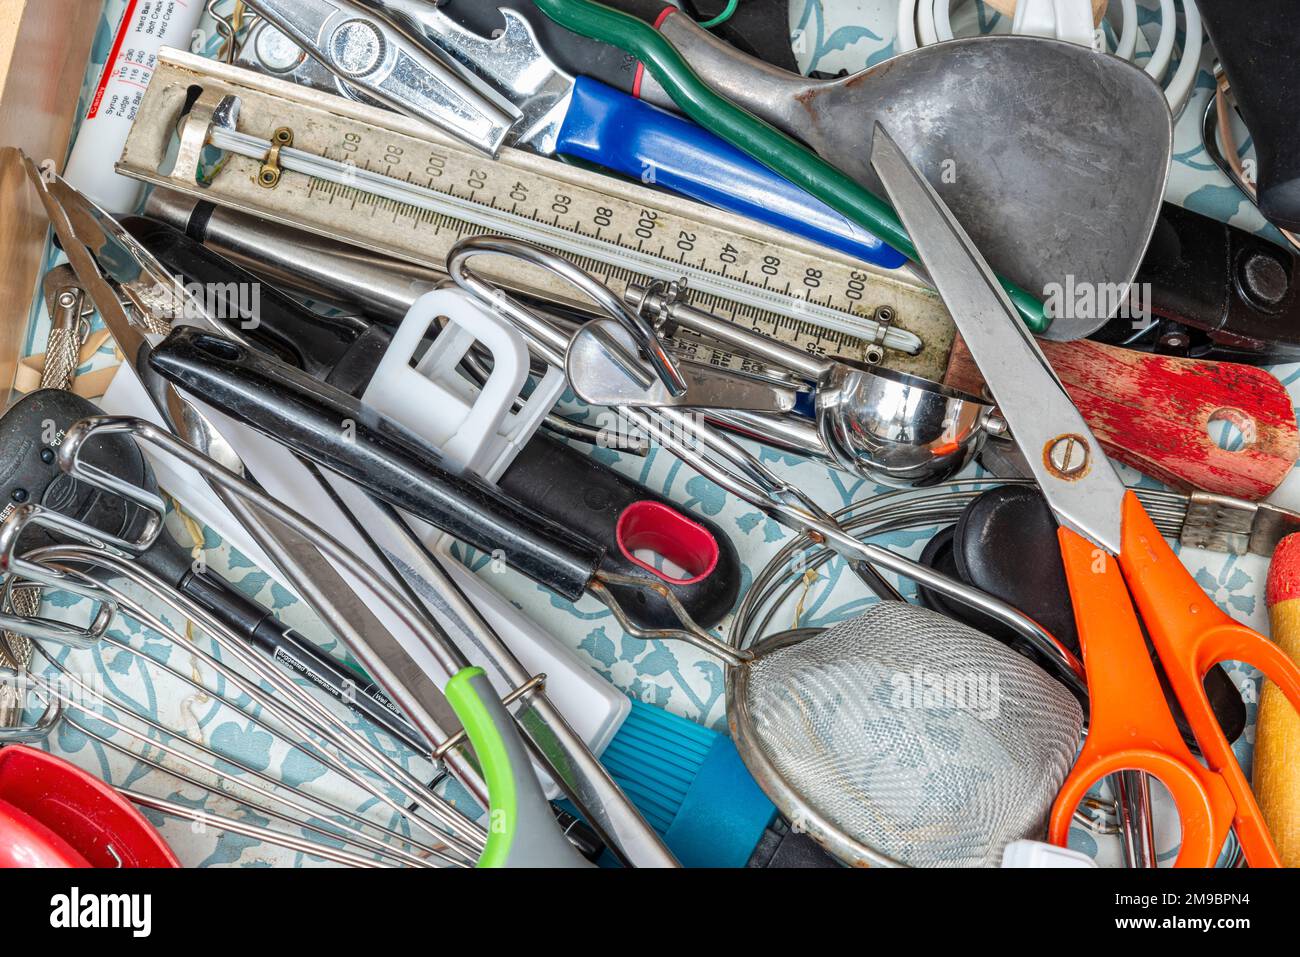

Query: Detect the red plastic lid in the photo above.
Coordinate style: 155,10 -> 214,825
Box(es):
0,797 -> 90,868
0,746 -> 180,868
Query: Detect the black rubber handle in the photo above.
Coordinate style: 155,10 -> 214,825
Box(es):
148,327 -> 603,601
1200,1 -> 1300,230
499,433 -> 741,630
122,217 -> 390,396
0,390 -> 154,556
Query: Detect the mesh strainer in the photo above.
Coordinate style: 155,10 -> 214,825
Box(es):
729,602 -> 1084,868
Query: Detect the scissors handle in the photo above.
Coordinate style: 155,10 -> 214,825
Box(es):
1118,491 -> 1300,866
1049,526 -> 1236,866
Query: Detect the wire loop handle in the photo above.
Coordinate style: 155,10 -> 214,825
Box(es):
447,236 -> 1085,689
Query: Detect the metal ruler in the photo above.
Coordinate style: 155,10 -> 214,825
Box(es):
118,50 -> 955,380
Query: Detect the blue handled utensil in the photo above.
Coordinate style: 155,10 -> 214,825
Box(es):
345,1 -> 906,268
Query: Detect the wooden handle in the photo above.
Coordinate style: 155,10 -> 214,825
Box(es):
1263,534 -> 1300,867
982,0 -> 1109,26
944,337 -> 1299,500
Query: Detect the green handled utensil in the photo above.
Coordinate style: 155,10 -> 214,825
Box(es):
445,667 -> 593,868
532,0 -> 1050,333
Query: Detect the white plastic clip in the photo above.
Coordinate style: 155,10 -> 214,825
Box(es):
363,288 -> 566,480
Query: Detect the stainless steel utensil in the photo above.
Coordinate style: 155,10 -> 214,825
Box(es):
239,0 -> 519,154
566,320 -> 800,412
623,281 -> 990,487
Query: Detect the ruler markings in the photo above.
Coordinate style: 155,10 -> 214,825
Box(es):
120,55 -> 955,379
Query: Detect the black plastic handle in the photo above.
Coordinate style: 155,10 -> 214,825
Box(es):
1200,0 -> 1300,230
499,434 -> 741,630
148,327 -> 603,601
0,390 -> 154,557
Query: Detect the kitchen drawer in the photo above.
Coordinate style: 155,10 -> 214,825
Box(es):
0,0 -> 100,395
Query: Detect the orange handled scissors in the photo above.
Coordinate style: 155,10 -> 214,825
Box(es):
871,124 -> 1300,867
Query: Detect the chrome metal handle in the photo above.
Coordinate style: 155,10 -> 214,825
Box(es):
243,0 -> 518,154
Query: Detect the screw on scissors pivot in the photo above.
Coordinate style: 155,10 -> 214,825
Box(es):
1046,434 -> 1090,479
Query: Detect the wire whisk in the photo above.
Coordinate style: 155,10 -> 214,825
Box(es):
0,415 -> 585,867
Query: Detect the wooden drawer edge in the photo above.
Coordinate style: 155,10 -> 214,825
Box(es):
0,0 -> 101,394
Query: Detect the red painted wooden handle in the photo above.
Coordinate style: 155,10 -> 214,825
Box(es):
945,337 -> 1299,499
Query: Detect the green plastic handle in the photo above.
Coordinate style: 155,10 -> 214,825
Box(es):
531,0 -> 1051,335
444,667 -> 592,868
444,668 -> 517,868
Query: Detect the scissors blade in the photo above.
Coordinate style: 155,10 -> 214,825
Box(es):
868,123 -> 1127,555
21,157 -> 158,369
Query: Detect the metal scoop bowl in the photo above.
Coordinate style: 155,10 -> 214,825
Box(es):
637,28 -> 1174,340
